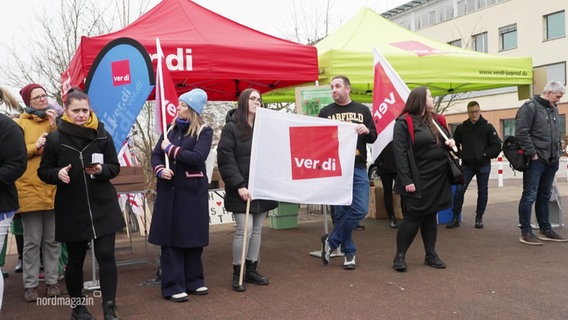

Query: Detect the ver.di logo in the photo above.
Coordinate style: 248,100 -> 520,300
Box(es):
289,126 -> 342,180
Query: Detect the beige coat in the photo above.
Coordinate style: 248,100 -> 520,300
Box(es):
15,113 -> 56,213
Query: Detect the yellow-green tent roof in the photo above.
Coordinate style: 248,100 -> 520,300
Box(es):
264,8 -> 532,103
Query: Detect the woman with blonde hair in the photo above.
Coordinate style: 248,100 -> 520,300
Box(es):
149,88 -> 212,303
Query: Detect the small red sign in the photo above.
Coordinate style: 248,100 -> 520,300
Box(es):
111,60 -> 132,86
289,126 -> 342,180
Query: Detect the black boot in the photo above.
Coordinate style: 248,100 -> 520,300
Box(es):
245,260 -> 269,285
475,213 -> 484,229
393,252 -> 407,272
232,265 -> 246,292
70,304 -> 95,320
446,213 -> 460,229
102,300 -> 119,320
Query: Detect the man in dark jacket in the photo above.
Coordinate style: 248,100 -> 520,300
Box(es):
516,80 -> 567,245
447,101 -> 502,229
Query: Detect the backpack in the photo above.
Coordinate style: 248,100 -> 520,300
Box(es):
502,136 -> 529,171
502,99 -> 536,172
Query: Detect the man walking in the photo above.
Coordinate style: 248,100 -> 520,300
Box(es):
516,80 -> 567,245
447,101 -> 501,229
318,75 -> 377,270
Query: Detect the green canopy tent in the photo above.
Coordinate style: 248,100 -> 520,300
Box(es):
263,8 -> 533,103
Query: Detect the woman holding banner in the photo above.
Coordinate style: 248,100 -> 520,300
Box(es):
148,88 -> 212,303
217,88 -> 278,292
392,86 -> 455,272
38,88 -> 125,320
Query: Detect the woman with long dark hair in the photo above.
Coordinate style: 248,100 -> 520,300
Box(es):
217,88 -> 278,292
392,86 -> 455,272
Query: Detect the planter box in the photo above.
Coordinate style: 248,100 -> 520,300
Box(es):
269,214 -> 298,229
273,202 -> 299,215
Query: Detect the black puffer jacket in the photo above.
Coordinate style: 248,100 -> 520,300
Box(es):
453,115 -> 502,167
38,120 -> 125,242
217,109 -> 278,214
0,114 -> 27,212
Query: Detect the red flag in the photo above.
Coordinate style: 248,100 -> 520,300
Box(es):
155,38 -> 178,133
370,47 -> 410,161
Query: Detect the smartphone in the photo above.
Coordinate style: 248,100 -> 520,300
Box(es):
84,162 -> 100,169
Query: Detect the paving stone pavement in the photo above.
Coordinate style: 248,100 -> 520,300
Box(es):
3,179 -> 568,320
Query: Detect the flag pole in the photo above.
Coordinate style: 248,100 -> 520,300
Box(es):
238,199 -> 251,286
431,119 -> 458,152
156,37 -> 171,169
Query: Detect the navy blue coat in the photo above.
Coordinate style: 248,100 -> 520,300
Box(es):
148,123 -> 212,248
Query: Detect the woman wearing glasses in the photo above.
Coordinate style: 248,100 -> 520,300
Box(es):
217,88 -> 277,292
15,84 -> 61,302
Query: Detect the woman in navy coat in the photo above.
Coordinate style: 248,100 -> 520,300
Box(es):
148,88 -> 212,303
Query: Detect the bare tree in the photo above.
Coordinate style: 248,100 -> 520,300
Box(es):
0,0 -> 153,103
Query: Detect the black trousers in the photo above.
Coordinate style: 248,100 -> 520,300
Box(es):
65,233 -> 117,302
396,213 -> 437,256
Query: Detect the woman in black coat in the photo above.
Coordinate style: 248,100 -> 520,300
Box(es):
38,88 -> 124,320
217,88 -> 278,292
148,88 -> 212,303
392,86 -> 455,273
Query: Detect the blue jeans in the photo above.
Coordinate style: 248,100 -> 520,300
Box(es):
518,159 -> 559,233
328,167 -> 369,256
452,164 -> 491,217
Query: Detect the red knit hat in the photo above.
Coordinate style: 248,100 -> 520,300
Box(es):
20,83 -> 46,107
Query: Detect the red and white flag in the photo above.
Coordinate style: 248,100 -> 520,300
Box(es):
370,47 -> 410,161
249,108 -> 357,205
155,37 -> 178,133
117,141 -> 145,217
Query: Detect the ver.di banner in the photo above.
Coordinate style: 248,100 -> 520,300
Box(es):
84,37 -> 155,151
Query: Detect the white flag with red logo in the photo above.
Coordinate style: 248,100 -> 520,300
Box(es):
249,108 -> 357,205
370,47 -> 410,161
155,37 -> 178,133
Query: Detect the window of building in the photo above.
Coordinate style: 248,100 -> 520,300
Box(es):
448,39 -> 462,48
502,119 -> 515,137
473,32 -> 488,52
499,24 -> 517,51
457,0 -> 466,16
544,11 -> 566,40
502,115 -> 566,139
535,62 -> 567,84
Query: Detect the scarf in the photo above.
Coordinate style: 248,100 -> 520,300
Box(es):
24,106 -> 50,119
61,110 -> 99,131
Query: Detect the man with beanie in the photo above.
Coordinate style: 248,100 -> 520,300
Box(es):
446,101 -> 502,229
15,83 -> 61,302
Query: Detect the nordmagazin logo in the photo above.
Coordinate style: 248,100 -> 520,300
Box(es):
289,126 -> 342,180
111,60 -> 132,86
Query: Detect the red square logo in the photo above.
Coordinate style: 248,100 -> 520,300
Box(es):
389,40 -> 444,57
289,126 -> 342,180
111,60 -> 131,86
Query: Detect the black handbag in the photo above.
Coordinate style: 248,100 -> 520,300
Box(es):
447,151 -> 464,185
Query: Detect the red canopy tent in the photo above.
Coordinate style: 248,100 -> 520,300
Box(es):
61,0 -> 318,101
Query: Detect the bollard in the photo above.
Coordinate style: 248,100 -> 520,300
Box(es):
497,152 -> 503,187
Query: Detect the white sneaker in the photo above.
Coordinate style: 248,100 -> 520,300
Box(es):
321,234 -> 331,265
170,292 -> 188,302
343,255 -> 356,270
